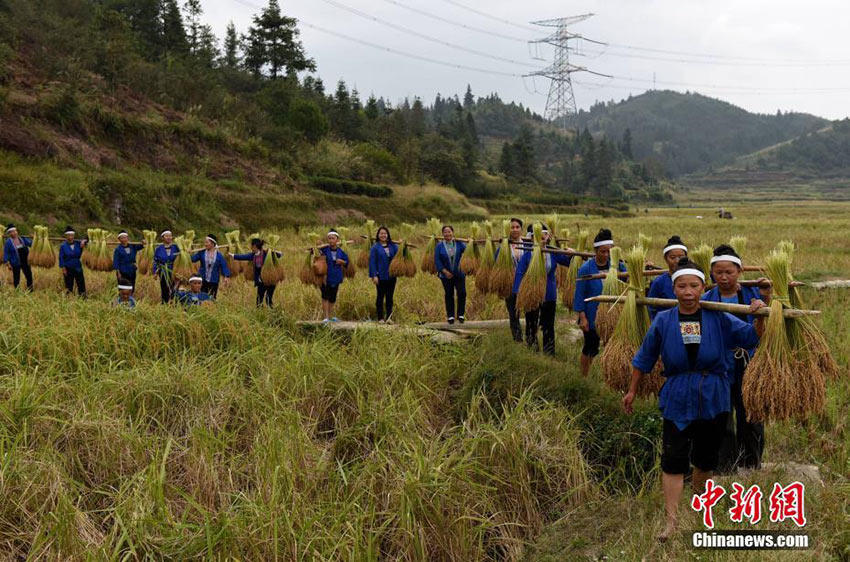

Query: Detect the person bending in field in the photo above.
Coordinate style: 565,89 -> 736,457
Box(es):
153,229 -> 180,304
368,225 -> 398,323
435,225 -> 466,324
319,230 -> 349,323
702,244 -> 770,472
113,231 -> 145,291
511,223 -> 572,355
174,275 -> 214,306
647,235 -> 688,319
3,224 -> 33,290
623,257 -> 765,541
191,233 -> 230,299
58,225 -> 88,297
114,278 -> 137,308
231,238 -> 282,308
574,228 -> 626,376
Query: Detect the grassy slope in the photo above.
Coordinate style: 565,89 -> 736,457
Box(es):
1,204 -> 848,560
0,59 -> 492,232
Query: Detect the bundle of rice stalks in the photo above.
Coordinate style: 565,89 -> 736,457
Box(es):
545,214 -> 562,242
459,222 -> 481,275
601,245 -> 663,396
637,233 -> 652,254
729,235 -> 747,257
594,247 -> 628,345
30,226 -> 56,268
136,230 -> 157,274
555,228 -> 571,287
260,234 -> 286,285
560,229 -> 589,310
775,240 -> 803,307
338,227 -> 357,279
389,223 -> 417,278
172,235 -> 196,280
772,250 -> 835,380
742,300 -> 822,423
516,223 -> 546,312
420,217 -> 441,275
357,219 -> 376,269
80,229 -> 111,271
475,221 -> 496,293
489,220 -> 517,299
224,230 -> 242,275
690,243 -> 713,281
242,233 -> 259,282
310,233 -> 327,284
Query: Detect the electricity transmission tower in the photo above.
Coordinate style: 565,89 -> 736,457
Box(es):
526,14 -> 608,130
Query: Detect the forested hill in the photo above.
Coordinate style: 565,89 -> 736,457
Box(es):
0,0 -> 669,233
574,91 -> 828,176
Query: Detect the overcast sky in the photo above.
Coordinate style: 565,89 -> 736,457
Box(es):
202,0 -> 850,120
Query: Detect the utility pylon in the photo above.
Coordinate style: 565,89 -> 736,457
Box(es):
526,14 -> 598,130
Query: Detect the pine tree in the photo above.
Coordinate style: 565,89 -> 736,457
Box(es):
513,126 -> 535,179
365,95 -> 379,120
243,0 -> 314,79
222,22 -> 240,67
498,141 -> 515,177
621,127 -> 633,159
160,0 -> 188,56
410,98 -> 426,138
463,84 -> 474,109
183,0 -> 202,52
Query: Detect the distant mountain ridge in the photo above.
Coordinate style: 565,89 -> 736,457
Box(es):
574,90 -> 829,176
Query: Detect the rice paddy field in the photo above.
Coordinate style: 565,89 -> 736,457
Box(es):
0,202 -> 848,561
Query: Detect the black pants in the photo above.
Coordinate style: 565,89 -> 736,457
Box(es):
257,283 -> 276,307
718,368 -> 765,472
505,294 -> 522,342
376,277 -> 397,320
118,270 -> 137,288
12,262 -> 33,290
525,300 -> 556,355
662,414 -> 727,474
202,280 -> 219,299
63,267 -> 86,296
440,276 -> 466,319
159,271 -> 174,303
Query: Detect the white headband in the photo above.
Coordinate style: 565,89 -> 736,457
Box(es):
160,230 -> 172,238
671,268 -> 706,283
206,236 -> 216,244
5,226 -> 17,233
593,239 -> 614,248
118,232 -> 129,238
64,230 -> 75,235
327,231 -> 339,237
117,285 -> 134,290
663,244 -> 688,255
189,276 -> 203,282
710,255 -> 742,268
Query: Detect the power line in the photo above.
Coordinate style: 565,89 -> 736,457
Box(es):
435,0 -> 539,33
312,0 -> 544,69
378,0 -> 530,43
573,80 -> 850,96
578,44 -> 850,68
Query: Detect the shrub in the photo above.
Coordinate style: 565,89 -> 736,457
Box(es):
308,176 -> 392,198
352,142 -> 404,183
288,98 -> 328,144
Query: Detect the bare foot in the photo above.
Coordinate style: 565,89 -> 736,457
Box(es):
657,519 -> 677,542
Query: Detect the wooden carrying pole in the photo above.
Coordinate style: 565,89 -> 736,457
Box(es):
359,235 -> 416,247
585,295 -> 820,318
578,268 -> 774,281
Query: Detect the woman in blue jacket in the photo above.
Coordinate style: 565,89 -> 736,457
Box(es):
368,226 -> 398,322
574,228 -> 627,376
231,238 -> 281,308
435,225 -> 466,324
58,226 -> 87,297
319,230 -> 350,322
702,244 -> 767,472
191,234 -> 230,298
647,235 -> 688,319
3,224 -> 33,290
624,257 -> 765,541
493,217 -> 526,341
512,223 -> 571,355
112,231 -> 145,289
153,230 -> 181,304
